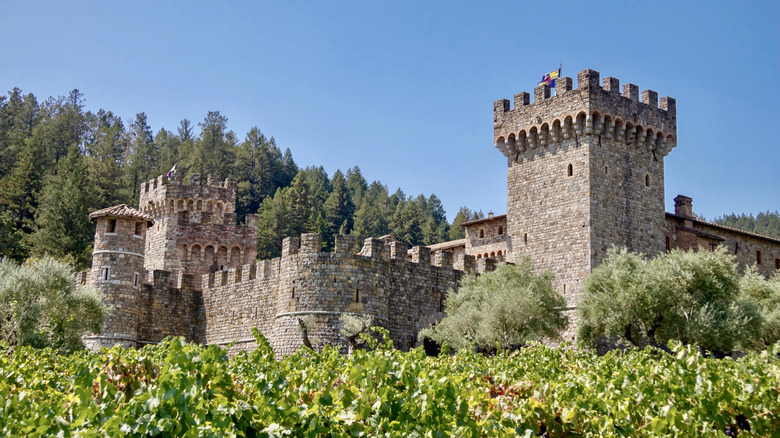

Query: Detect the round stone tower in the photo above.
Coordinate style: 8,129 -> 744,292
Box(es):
83,204 -> 154,350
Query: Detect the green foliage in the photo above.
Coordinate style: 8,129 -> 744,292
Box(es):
578,247 -> 767,353
712,211 -> 780,239
739,268 -> 780,347
1,337 -> 778,436
28,148 -> 96,268
422,261 -> 568,351
0,256 -> 106,353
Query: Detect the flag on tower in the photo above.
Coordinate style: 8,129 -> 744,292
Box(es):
167,164 -> 177,178
539,67 -> 561,88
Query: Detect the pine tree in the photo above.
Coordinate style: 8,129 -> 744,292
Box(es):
449,206 -> 475,240
185,111 -> 235,177
390,198 -> 423,247
28,147 -> 95,268
345,166 -> 368,210
323,170 -> 355,249
255,188 -> 290,259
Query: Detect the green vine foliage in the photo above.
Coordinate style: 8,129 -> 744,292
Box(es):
0,333 -> 778,436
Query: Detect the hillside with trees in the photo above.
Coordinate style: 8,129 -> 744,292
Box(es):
711,211 -> 780,239
0,88 -> 468,267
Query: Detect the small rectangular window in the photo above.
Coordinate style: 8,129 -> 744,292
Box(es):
107,219 -> 116,233
102,267 -> 110,281
133,272 -> 141,287
135,221 -> 143,236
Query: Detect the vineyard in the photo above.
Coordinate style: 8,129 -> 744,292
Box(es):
1,330 -> 778,437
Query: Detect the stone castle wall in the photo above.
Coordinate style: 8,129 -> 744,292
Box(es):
201,233 -> 471,356
138,173 -> 258,289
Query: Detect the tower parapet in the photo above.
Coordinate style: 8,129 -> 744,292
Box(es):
494,69 -> 676,161
138,173 -> 258,289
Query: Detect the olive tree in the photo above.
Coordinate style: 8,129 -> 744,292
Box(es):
420,260 -> 568,352
0,256 -> 106,353
578,247 -> 761,354
738,267 -> 780,347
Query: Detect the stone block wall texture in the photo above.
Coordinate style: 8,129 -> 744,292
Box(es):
494,69 -> 677,307
84,216 -> 148,350
201,234 -> 469,356
464,215 -> 508,262
666,215 -> 780,278
138,173 -> 258,290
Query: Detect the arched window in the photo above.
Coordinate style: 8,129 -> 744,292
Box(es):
756,250 -> 762,265
604,166 -> 608,175
476,254 -> 482,259
645,174 -> 650,187
567,163 -> 573,177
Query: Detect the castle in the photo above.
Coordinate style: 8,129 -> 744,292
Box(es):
79,69 -> 780,354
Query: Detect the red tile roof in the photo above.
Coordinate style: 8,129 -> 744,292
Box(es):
89,204 -> 155,225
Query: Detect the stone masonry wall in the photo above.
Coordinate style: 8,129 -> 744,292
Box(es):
84,216 -> 147,350
464,215 -> 508,262
138,173 -> 258,289
201,233 -> 470,356
137,271 -> 203,344
666,215 -> 780,277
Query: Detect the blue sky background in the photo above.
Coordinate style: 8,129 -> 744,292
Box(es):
2,0 -> 778,221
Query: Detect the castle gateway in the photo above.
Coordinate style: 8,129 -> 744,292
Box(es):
80,69 -> 780,353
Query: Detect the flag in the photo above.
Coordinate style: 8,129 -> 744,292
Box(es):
167,164 -> 177,178
539,67 -> 561,88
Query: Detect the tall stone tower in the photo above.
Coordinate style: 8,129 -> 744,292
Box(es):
493,69 -> 677,315
138,173 -> 259,289
83,204 -> 154,349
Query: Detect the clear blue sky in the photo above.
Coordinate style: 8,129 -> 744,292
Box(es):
2,0 -> 778,221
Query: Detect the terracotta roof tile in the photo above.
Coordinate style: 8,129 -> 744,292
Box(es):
89,204 -> 155,225
426,239 -> 466,251
666,213 -> 780,244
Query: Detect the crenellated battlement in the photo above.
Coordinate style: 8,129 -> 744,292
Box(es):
199,232 -> 475,354
494,69 -> 677,160
139,173 -> 238,224
137,173 -> 258,290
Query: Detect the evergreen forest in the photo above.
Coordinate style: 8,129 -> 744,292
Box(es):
711,211 -> 780,239
0,88 -> 482,269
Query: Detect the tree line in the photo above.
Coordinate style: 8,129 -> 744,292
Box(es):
0,88 -> 481,268
712,211 -> 780,239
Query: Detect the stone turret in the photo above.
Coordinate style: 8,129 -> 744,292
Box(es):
137,173 -> 258,289
493,68 -> 678,327
83,204 -> 154,349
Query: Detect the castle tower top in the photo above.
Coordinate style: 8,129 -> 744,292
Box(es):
89,204 -> 154,226
493,68 -> 677,160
